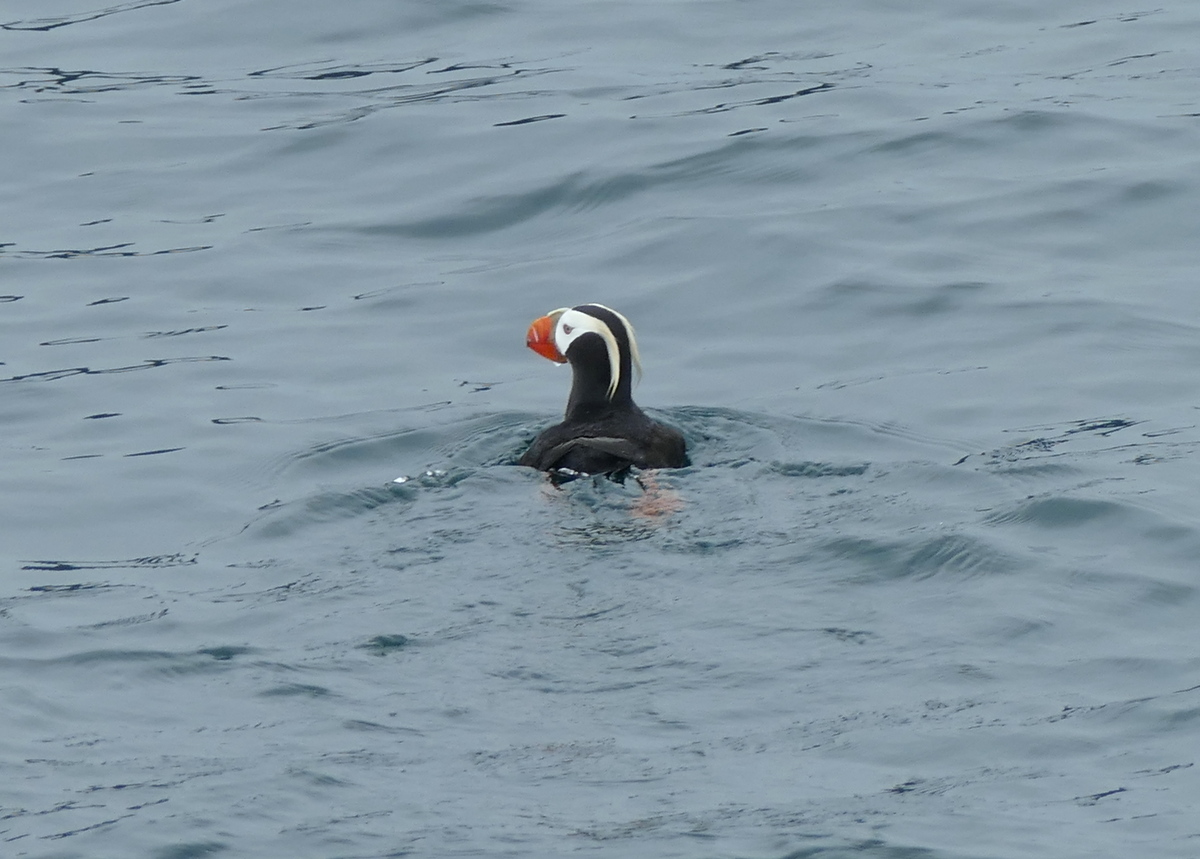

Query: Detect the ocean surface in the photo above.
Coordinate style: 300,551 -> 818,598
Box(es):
3,1 -> 1199,857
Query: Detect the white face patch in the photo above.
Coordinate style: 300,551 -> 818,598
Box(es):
552,305 -> 642,400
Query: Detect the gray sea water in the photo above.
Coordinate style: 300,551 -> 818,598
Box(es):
3,1 -> 1200,857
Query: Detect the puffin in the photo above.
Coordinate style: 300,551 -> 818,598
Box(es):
518,303 -> 688,476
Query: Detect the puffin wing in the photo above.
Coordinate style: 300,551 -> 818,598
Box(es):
541,436 -> 646,474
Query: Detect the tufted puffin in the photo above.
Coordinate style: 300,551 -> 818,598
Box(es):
518,304 -> 688,476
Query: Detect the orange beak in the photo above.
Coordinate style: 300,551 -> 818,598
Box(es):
526,313 -> 567,363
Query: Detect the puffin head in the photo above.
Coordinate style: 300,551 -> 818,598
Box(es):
525,304 -> 642,401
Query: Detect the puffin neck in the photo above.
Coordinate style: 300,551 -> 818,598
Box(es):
563,331 -> 633,420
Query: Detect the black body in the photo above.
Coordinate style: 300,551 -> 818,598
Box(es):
519,304 -> 688,475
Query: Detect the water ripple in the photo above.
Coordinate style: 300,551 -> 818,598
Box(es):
2,356 -> 230,384
0,0 -> 182,33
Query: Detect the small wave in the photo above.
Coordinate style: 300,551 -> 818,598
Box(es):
1,0 -> 182,33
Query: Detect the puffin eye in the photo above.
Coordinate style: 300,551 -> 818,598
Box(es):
562,324 -> 574,335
